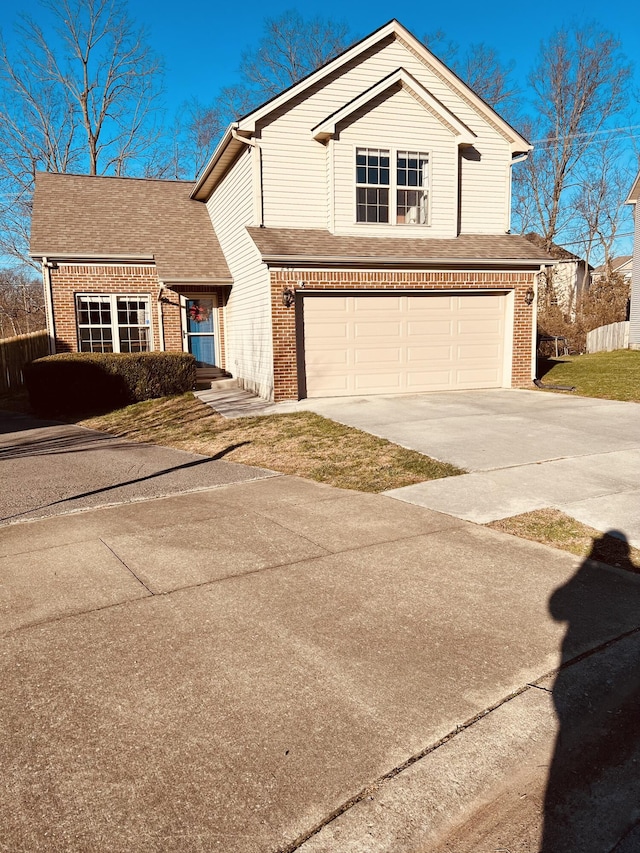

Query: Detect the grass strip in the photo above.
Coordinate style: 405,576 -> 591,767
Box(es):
489,508 -> 640,572
538,350 -> 640,402
80,393 -> 463,493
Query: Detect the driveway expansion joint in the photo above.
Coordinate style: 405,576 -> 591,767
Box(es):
284,623 -> 640,853
99,537 -> 155,595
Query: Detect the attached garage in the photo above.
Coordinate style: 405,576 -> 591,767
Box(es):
301,291 -> 511,398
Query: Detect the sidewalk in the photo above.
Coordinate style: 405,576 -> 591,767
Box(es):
3,474 -> 640,851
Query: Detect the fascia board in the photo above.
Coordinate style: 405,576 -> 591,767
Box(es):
625,171 -> 640,204
236,20 -> 399,134
259,253 -> 553,268
237,18 -> 530,152
311,68 -> 475,144
29,252 -> 155,263
190,124 -> 239,200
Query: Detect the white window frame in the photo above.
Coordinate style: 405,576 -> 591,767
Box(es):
76,293 -> 153,353
354,146 -> 431,227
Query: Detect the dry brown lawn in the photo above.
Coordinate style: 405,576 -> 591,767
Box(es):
80,393 -> 462,492
489,508 -> 640,572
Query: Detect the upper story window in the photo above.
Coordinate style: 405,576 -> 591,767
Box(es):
396,151 -> 429,225
356,148 -> 390,223
355,147 -> 430,225
76,294 -> 151,353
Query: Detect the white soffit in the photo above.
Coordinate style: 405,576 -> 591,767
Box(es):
311,68 -> 476,145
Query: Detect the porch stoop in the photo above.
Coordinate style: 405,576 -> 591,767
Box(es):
194,368 -> 240,391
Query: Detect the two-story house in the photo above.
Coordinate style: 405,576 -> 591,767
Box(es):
30,20 -> 551,402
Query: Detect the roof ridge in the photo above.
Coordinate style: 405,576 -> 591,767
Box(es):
36,170 -> 196,186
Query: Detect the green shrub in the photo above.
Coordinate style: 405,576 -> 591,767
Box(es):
25,351 -> 197,417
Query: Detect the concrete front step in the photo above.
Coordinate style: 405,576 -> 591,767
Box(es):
195,377 -> 240,391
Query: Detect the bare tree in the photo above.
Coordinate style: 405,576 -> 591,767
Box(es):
170,12 -> 352,180
423,31 -> 519,117
0,268 -> 45,337
242,11 -> 351,100
0,0 -> 164,263
513,25 -> 632,254
566,136 -> 634,269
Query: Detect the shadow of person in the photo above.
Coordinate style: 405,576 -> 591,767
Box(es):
541,531 -> 640,852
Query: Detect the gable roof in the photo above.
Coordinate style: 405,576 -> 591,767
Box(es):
246,227 -> 553,267
523,232 -> 583,262
30,172 -> 231,283
311,67 -> 476,144
192,19 -> 531,201
593,255 -> 633,275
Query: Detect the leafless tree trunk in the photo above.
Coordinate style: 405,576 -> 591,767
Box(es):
242,12 -> 351,99
0,0 -> 164,263
513,26 -> 632,255
0,269 -> 45,338
423,32 -> 519,118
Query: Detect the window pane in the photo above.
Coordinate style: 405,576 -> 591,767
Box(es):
79,326 -> 113,353
119,326 -> 150,353
355,150 -> 390,222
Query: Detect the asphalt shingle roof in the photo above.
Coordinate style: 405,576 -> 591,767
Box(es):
247,227 -> 553,265
30,172 -> 231,281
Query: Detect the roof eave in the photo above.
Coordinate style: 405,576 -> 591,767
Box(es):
30,252 -> 155,263
625,172 -> 640,204
258,253 -> 553,268
190,124 -> 245,201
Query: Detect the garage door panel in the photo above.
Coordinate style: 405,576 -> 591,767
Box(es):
407,345 -> 453,361
457,318 -> 503,336
306,349 -> 349,366
407,295 -> 453,311
303,293 -> 507,397
354,347 -> 402,365
354,322 -> 402,338
355,373 -> 403,390
457,343 -> 502,359
408,320 -> 455,336
355,296 -> 403,311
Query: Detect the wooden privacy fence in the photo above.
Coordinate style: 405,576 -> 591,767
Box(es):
0,330 -> 49,394
586,321 -> 630,354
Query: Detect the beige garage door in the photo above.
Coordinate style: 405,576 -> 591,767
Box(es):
302,292 -> 508,397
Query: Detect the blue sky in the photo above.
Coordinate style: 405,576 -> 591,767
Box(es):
1,0 -> 638,121
1,0 -> 639,262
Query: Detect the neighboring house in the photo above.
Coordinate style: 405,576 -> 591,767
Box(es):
592,255 -> 633,285
523,234 -> 590,320
30,19 -> 553,402
627,175 -> 640,349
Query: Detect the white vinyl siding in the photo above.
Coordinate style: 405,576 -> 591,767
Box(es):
207,149 -> 273,399
333,88 -> 454,235
258,37 -> 513,234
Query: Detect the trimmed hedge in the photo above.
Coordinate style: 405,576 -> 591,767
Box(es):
25,351 -> 197,416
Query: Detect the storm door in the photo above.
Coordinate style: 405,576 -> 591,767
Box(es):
183,296 -> 217,367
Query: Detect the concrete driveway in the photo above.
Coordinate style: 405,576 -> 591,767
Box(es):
302,389 -> 640,548
3,410 -> 640,851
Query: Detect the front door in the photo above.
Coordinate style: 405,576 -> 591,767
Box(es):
183,296 -> 217,367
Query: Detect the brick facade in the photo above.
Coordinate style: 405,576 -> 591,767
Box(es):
270,268 -> 537,402
48,262 -> 227,369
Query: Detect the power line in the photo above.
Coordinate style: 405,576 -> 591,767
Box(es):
531,124 -> 640,147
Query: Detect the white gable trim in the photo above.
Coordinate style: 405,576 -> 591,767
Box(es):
235,19 -> 529,152
311,68 -> 476,145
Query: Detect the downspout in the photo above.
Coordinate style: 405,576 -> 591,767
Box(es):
41,256 -> 55,354
157,283 -> 166,352
231,127 -> 264,226
506,152 -> 529,233
532,264 -> 576,391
